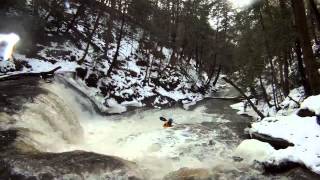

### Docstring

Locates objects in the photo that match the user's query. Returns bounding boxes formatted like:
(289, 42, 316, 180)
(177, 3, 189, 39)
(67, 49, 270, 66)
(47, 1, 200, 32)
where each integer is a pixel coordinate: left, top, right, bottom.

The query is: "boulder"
(136, 60, 149, 67)
(70, 55, 76, 62)
(0, 151, 145, 180)
(0, 130, 17, 151)
(249, 132, 294, 150)
(163, 168, 211, 180)
(109, 94, 126, 104)
(129, 70, 138, 77)
(0, 60, 15, 73)
(297, 108, 316, 117)
(75, 67, 87, 80)
(85, 73, 99, 88)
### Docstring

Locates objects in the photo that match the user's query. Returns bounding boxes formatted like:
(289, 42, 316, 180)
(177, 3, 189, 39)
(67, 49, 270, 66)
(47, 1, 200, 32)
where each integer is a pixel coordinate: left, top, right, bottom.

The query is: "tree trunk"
(308, 0, 320, 32)
(279, 0, 291, 97)
(106, 12, 125, 77)
(212, 64, 222, 87)
(104, 0, 116, 56)
(292, 0, 320, 95)
(283, 51, 290, 96)
(205, 56, 217, 87)
(295, 40, 312, 96)
(279, 60, 284, 92)
(33, 0, 39, 16)
(65, 3, 85, 33)
(144, 48, 155, 86)
(0, 67, 61, 82)
(222, 77, 265, 119)
(258, 8, 280, 110)
(80, 11, 102, 64)
(259, 75, 272, 107)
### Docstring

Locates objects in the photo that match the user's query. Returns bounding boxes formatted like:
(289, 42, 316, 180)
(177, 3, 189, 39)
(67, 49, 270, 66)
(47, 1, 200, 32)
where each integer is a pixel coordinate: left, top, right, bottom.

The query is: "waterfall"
(9, 82, 85, 152)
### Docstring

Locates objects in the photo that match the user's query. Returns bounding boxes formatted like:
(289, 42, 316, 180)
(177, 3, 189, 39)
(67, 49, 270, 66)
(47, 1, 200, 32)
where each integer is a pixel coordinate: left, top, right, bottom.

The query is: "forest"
(2, 0, 318, 115)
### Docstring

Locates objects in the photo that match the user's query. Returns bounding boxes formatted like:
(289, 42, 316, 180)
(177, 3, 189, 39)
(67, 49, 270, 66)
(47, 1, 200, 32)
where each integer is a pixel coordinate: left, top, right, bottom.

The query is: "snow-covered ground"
(231, 87, 305, 119)
(229, 65, 320, 175)
(235, 94, 320, 175)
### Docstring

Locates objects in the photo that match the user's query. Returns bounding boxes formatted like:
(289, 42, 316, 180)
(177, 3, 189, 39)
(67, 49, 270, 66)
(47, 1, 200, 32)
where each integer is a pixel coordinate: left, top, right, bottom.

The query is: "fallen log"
(0, 66, 62, 82)
(222, 77, 265, 119)
(288, 95, 301, 107)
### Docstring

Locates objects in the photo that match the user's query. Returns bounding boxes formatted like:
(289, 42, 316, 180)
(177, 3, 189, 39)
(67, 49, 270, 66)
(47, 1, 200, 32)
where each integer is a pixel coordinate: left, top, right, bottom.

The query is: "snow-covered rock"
(246, 95, 320, 174)
(234, 139, 276, 164)
(0, 60, 15, 73)
(301, 95, 320, 115)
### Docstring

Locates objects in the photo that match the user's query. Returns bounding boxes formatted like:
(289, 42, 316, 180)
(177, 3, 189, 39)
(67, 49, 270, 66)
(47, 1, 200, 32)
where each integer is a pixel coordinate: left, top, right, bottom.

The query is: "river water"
(0, 77, 319, 179)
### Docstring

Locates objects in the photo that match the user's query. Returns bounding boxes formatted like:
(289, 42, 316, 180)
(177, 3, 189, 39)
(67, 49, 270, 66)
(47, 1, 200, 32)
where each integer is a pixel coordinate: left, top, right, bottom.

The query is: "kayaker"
(160, 117, 173, 128)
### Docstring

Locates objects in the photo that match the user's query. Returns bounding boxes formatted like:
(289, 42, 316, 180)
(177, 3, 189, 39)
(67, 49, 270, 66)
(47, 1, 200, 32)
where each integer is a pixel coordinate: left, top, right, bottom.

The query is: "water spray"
(0, 33, 20, 61)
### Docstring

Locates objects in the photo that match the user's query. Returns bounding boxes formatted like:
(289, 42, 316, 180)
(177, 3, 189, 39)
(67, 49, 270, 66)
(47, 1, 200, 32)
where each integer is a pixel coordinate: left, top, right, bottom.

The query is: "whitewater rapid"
(37, 82, 240, 178)
(4, 80, 281, 179)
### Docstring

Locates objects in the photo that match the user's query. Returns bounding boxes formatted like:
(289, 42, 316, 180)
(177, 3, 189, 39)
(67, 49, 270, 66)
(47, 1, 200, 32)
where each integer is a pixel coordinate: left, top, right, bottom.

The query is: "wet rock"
(48, 59, 57, 64)
(130, 70, 138, 77)
(141, 95, 157, 107)
(0, 151, 145, 180)
(122, 93, 134, 102)
(14, 60, 31, 71)
(75, 67, 87, 80)
(0, 130, 17, 150)
(163, 168, 211, 180)
(249, 132, 294, 150)
(0, 60, 16, 73)
(99, 86, 109, 96)
(70, 55, 76, 62)
(85, 73, 99, 88)
(284, 167, 320, 180)
(232, 156, 244, 162)
(151, 78, 161, 87)
(263, 161, 301, 174)
(297, 108, 316, 117)
(136, 60, 149, 67)
(110, 94, 126, 104)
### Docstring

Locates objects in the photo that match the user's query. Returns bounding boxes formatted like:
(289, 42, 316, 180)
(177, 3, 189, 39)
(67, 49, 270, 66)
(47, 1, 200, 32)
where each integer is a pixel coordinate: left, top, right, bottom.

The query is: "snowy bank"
(242, 95, 320, 174)
(231, 87, 305, 119)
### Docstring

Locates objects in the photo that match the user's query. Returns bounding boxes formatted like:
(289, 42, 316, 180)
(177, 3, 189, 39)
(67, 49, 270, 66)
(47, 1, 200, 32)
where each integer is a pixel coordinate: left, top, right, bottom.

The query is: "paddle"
(159, 117, 180, 125)
(159, 117, 167, 122)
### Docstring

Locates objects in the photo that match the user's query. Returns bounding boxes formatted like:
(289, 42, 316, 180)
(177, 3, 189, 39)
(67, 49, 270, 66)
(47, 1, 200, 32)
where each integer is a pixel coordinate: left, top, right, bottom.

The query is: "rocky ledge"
(247, 131, 294, 150)
(0, 150, 145, 180)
